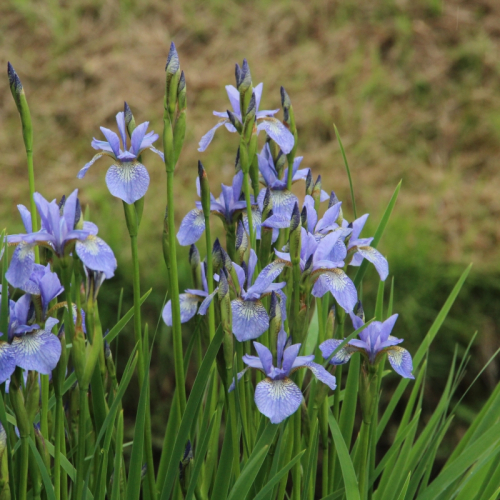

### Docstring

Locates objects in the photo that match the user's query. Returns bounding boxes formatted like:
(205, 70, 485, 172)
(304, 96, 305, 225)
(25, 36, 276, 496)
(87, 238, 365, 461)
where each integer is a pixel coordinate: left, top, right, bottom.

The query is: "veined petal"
(99, 127, 121, 156)
(246, 261, 286, 297)
(177, 209, 205, 246)
(105, 161, 150, 204)
(0, 342, 16, 384)
(304, 362, 337, 390)
(77, 153, 104, 179)
(83, 221, 99, 235)
(256, 109, 280, 118)
(355, 246, 389, 281)
(254, 377, 302, 424)
(76, 235, 117, 279)
(91, 140, 115, 154)
(290, 355, 315, 370)
(231, 298, 269, 342)
(257, 189, 297, 218)
(6, 242, 35, 288)
(312, 269, 357, 312)
(319, 339, 358, 365)
(387, 346, 415, 379)
(254, 342, 273, 376)
(198, 120, 229, 152)
(162, 294, 200, 327)
(257, 118, 295, 154)
(12, 330, 61, 375)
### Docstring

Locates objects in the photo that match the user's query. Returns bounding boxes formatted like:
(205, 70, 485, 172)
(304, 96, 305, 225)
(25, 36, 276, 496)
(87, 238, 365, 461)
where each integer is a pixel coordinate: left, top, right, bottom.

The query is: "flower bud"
(289, 203, 301, 264)
(212, 239, 232, 273)
(301, 205, 308, 229)
(235, 221, 249, 263)
(280, 86, 297, 159)
(242, 92, 256, 143)
(329, 191, 343, 224)
(312, 175, 322, 209)
(124, 101, 136, 137)
(306, 170, 313, 196)
(198, 161, 211, 216)
(238, 59, 253, 121)
(227, 110, 242, 134)
(326, 304, 336, 336)
(177, 71, 186, 111)
(355, 300, 365, 323)
(189, 245, 202, 290)
(165, 42, 181, 117)
(84, 267, 106, 305)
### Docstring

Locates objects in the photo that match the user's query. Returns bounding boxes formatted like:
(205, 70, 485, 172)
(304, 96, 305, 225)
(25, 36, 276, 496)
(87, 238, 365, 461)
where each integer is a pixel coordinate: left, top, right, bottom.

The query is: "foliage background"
(1, 0, 499, 464)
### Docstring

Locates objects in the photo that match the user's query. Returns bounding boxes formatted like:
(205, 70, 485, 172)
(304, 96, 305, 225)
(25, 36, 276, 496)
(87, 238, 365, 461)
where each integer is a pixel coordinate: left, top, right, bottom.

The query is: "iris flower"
(6, 190, 116, 288)
(78, 111, 162, 204)
(230, 329, 336, 423)
(230, 250, 286, 342)
(198, 81, 295, 154)
(319, 312, 414, 379)
(177, 171, 246, 246)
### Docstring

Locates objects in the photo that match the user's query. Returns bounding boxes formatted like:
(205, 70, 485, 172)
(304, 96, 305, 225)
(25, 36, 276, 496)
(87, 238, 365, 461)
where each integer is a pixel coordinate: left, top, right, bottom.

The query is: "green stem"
(290, 261, 301, 342)
(357, 422, 371, 499)
(165, 169, 187, 414)
(54, 396, 63, 500)
(40, 375, 49, 438)
(292, 410, 301, 500)
(18, 436, 29, 500)
(242, 172, 255, 248)
(75, 389, 87, 500)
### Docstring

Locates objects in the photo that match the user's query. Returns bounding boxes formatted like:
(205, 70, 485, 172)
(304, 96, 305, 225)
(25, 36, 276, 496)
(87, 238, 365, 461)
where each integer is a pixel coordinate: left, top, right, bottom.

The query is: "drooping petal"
(228, 368, 248, 392)
(254, 377, 303, 424)
(257, 189, 297, 218)
(231, 298, 269, 342)
(198, 288, 219, 315)
(319, 339, 358, 365)
(387, 346, 415, 379)
(177, 209, 205, 246)
(162, 294, 200, 327)
(105, 161, 150, 204)
(39, 270, 64, 311)
(257, 118, 295, 154)
(312, 269, 357, 312)
(304, 362, 337, 390)
(77, 153, 103, 179)
(149, 146, 165, 161)
(290, 355, 315, 370)
(246, 261, 286, 298)
(76, 235, 117, 279)
(253, 342, 273, 376)
(130, 122, 150, 156)
(6, 242, 35, 288)
(0, 343, 16, 384)
(99, 127, 121, 156)
(355, 246, 389, 281)
(12, 329, 61, 375)
(198, 120, 229, 152)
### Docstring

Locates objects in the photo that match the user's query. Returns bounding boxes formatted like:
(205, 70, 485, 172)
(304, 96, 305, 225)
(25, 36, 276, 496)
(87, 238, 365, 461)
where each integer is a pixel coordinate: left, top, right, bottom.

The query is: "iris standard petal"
(387, 346, 415, 379)
(91, 140, 116, 154)
(177, 209, 205, 246)
(257, 118, 295, 154)
(231, 298, 269, 342)
(282, 344, 301, 375)
(0, 343, 16, 384)
(138, 131, 159, 153)
(99, 127, 121, 156)
(6, 242, 35, 288)
(312, 269, 358, 312)
(18, 205, 32, 233)
(319, 339, 358, 365)
(77, 153, 104, 179)
(305, 362, 337, 390)
(225, 85, 241, 116)
(350, 214, 369, 241)
(316, 202, 342, 233)
(12, 330, 61, 375)
(130, 122, 149, 156)
(116, 111, 127, 148)
(242, 355, 265, 371)
(355, 246, 389, 281)
(378, 314, 399, 343)
(105, 161, 150, 204)
(198, 120, 229, 152)
(254, 377, 303, 424)
(76, 235, 117, 279)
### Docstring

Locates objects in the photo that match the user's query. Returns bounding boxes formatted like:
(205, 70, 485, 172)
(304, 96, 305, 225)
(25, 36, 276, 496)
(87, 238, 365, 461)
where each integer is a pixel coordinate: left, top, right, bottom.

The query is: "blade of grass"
(28, 436, 56, 500)
(333, 125, 357, 219)
(211, 415, 234, 499)
(395, 473, 411, 500)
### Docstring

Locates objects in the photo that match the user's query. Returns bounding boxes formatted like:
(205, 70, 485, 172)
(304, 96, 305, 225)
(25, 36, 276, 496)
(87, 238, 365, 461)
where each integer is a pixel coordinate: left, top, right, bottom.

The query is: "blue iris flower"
(6, 190, 117, 289)
(78, 110, 163, 204)
(319, 311, 414, 379)
(230, 329, 336, 424)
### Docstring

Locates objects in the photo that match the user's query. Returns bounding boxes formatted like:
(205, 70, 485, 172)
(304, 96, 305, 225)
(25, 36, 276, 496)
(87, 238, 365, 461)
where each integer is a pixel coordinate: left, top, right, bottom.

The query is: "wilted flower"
(198, 63, 295, 154)
(319, 310, 414, 379)
(78, 110, 163, 204)
(230, 329, 336, 423)
(6, 190, 116, 288)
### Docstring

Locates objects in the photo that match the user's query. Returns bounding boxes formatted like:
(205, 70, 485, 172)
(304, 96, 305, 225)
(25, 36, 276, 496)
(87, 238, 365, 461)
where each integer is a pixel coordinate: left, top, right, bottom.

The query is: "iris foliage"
(0, 47, 496, 500)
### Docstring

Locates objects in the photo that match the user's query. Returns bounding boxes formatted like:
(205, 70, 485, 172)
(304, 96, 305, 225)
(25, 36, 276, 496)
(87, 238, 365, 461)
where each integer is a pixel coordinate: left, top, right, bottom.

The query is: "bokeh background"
(2, 0, 500, 464)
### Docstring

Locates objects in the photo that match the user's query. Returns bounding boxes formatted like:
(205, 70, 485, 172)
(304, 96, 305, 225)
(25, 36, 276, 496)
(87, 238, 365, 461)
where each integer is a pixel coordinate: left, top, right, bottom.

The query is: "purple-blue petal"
(177, 209, 205, 246)
(319, 339, 357, 365)
(225, 85, 241, 116)
(253, 342, 273, 376)
(162, 294, 200, 327)
(198, 120, 229, 152)
(355, 246, 389, 281)
(76, 235, 117, 279)
(18, 205, 32, 233)
(198, 289, 218, 315)
(254, 377, 302, 424)
(0, 342, 16, 384)
(231, 298, 269, 342)
(130, 122, 149, 156)
(116, 111, 127, 148)
(282, 343, 301, 375)
(312, 270, 358, 312)
(99, 127, 121, 157)
(12, 329, 61, 375)
(105, 161, 150, 204)
(304, 362, 337, 390)
(228, 368, 248, 392)
(77, 153, 104, 179)
(6, 243, 35, 289)
(257, 118, 295, 154)
(387, 346, 415, 379)
(246, 261, 286, 297)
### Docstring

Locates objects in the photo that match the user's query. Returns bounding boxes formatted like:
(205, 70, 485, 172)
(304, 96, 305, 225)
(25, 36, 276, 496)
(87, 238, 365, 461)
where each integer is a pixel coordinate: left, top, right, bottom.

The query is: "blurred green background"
(1, 0, 499, 459)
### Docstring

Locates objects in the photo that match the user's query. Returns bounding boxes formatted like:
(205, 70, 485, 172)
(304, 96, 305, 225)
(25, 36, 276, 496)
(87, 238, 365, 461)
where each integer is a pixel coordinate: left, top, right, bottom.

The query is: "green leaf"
(212, 414, 234, 499)
(28, 437, 56, 500)
(227, 422, 280, 500)
(378, 264, 471, 440)
(395, 472, 411, 500)
(353, 181, 401, 288)
(328, 410, 361, 500)
(111, 411, 125, 500)
(106, 289, 152, 344)
(302, 418, 319, 499)
(334, 125, 357, 219)
(253, 450, 305, 500)
(159, 325, 224, 500)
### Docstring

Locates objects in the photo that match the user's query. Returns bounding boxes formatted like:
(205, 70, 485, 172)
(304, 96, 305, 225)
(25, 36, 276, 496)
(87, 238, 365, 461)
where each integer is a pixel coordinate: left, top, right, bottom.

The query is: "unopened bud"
(306, 170, 313, 195)
(124, 101, 136, 137)
(238, 59, 252, 92)
(177, 71, 186, 110)
(355, 300, 365, 323)
(198, 161, 211, 215)
(312, 175, 322, 207)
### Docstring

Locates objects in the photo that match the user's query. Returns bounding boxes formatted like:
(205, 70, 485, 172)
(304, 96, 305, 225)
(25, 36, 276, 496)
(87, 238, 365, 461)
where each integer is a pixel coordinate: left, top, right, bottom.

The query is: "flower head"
(230, 329, 336, 423)
(78, 109, 162, 204)
(319, 310, 414, 379)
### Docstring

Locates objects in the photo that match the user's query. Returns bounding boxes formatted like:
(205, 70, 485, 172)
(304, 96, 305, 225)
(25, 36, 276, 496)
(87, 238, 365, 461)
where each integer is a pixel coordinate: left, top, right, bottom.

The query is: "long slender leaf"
(159, 325, 224, 500)
(111, 411, 125, 500)
(28, 436, 56, 500)
(328, 411, 360, 500)
(333, 125, 357, 219)
(212, 415, 234, 499)
(395, 473, 411, 500)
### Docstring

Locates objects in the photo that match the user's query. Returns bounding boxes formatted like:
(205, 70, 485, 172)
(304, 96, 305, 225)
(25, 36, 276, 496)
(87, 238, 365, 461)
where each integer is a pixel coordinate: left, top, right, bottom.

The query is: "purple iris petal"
(231, 298, 269, 342)
(311, 269, 357, 312)
(242, 355, 265, 371)
(354, 246, 389, 281)
(304, 362, 337, 390)
(6, 243, 35, 289)
(254, 377, 303, 424)
(387, 347, 414, 379)
(177, 209, 205, 246)
(257, 189, 297, 218)
(228, 368, 248, 392)
(319, 339, 358, 365)
(276, 329, 287, 368)
(130, 122, 149, 156)
(162, 293, 200, 327)
(378, 314, 398, 343)
(0, 343, 16, 384)
(254, 342, 273, 376)
(77, 153, 104, 179)
(198, 120, 228, 152)
(138, 131, 159, 153)
(198, 289, 219, 315)
(99, 127, 121, 157)
(75, 235, 117, 279)
(316, 203, 342, 233)
(256, 118, 295, 154)
(246, 261, 286, 298)
(350, 214, 369, 241)
(105, 162, 150, 204)
(225, 85, 241, 116)
(282, 344, 301, 375)
(116, 111, 127, 147)
(349, 312, 365, 331)
(18, 205, 32, 233)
